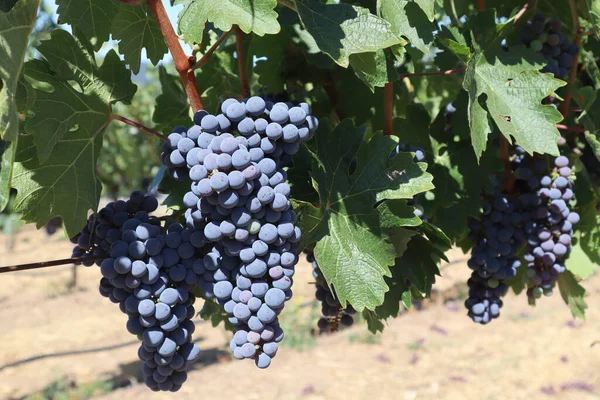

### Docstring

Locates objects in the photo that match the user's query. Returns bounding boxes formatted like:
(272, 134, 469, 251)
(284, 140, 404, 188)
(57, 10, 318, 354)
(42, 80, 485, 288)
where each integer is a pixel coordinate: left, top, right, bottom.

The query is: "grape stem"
(500, 135, 515, 193)
(191, 29, 234, 71)
(235, 26, 251, 99)
(323, 71, 344, 122)
(512, 0, 534, 23)
(0, 256, 104, 274)
(559, 0, 583, 121)
(384, 82, 394, 136)
(146, 0, 204, 111)
(556, 124, 584, 133)
(111, 114, 167, 141)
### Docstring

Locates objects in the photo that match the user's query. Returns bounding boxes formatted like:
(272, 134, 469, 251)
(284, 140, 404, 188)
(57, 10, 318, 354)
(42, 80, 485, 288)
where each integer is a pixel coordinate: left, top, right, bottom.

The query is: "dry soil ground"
(1, 225, 599, 400)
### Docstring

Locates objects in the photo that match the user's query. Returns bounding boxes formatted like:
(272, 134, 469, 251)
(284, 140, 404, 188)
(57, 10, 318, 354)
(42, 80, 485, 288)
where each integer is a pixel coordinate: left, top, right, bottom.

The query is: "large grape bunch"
(161, 96, 317, 368)
(71, 192, 206, 392)
(465, 192, 526, 324)
(522, 156, 579, 300)
(305, 251, 355, 332)
(518, 13, 578, 79)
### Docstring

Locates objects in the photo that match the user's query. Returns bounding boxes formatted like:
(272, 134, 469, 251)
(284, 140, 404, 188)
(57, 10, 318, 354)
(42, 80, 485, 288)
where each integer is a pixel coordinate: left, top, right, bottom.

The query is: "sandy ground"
(0, 225, 599, 400)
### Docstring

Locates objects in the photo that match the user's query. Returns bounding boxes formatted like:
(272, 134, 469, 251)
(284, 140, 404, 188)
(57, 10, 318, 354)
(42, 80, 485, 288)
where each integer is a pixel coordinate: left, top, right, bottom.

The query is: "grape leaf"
(414, 0, 435, 21)
(377, 0, 435, 54)
(152, 66, 191, 132)
(111, 3, 168, 75)
(294, 0, 402, 67)
(13, 30, 136, 236)
(0, 0, 20, 12)
(557, 271, 588, 320)
(349, 49, 400, 92)
(463, 43, 564, 159)
(174, 0, 280, 44)
(12, 60, 107, 237)
(298, 119, 434, 311)
(54, 0, 120, 48)
(582, 0, 600, 34)
(0, 0, 38, 141)
(195, 48, 240, 114)
(0, 137, 17, 211)
(573, 86, 600, 161)
(567, 245, 599, 280)
(249, 31, 291, 93)
(27, 29, 137, 161)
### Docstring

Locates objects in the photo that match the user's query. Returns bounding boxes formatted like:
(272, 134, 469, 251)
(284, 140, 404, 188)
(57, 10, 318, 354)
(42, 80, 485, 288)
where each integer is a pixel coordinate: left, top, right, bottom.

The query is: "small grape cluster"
(522, 156, 579, 299)
(161, 96, 317, 368)
(465, 192, 526, 324)
(306, 252, 355, 332)
(71, 192, 203, 392)
(519, 13, 578, 79)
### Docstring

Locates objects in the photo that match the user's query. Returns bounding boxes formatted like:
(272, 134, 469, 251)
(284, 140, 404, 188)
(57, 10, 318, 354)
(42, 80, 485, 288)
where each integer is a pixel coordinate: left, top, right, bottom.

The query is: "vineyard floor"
(1, 225, 599, 400)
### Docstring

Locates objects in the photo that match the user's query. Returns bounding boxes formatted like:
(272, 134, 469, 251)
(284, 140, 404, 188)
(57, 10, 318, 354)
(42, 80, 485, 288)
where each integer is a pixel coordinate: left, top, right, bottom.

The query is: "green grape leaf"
(298, 119, 434, 311)
(152, 66, 192, 132)
(567, 245, 599, 280)
(13, 59, 110, 237)
(54, 0, 120, 48)
(573, 86, 600, 160)
(0, 0, 38, 141)
(362, 309, 385, 333)
(557, 271, 588, 320)
(174, 0, 280, 44)
(377, 0, 435, 54)
(294, 0, 402, 67)
(111, 3, 168, 75)
(464, 45, 564, 160)
(394, 100, 502, 243)
(199, 298, 233, 329)
(582, 0, 600, 34)
(249, 31, 291, 93)
(415, 0, 435, 21)
(195, 48, 240, 114)
(368, 226, 449, 332)
(349, 49, 400, 92)
(27, 29, 137, 161)
(0, 137, 17, 211)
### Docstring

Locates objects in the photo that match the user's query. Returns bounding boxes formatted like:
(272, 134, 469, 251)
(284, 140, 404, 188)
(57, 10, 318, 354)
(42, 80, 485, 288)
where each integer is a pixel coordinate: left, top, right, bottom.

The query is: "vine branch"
(112, 114, 167, 141)
(147, 0, 204, 111)
(560, 0, 583, 119)
(235, 26, 251, 98)
(556, 124, 584, 133)
(0, 256, 103, 274)
(384, 82, 394, 136)
(191, 29, 234, 71)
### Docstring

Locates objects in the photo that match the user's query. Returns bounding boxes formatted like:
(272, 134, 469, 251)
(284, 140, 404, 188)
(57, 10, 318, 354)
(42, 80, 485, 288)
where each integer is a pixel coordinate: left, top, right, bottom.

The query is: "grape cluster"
(71, 190, 160, 265)
(465, 192, 526, 324)
(72, 193, 203, 392)
(519, 13, 578, 79)
(161, 96, 317, 368)
(306, 252, 355, 332)
(522, 156, 579, 299)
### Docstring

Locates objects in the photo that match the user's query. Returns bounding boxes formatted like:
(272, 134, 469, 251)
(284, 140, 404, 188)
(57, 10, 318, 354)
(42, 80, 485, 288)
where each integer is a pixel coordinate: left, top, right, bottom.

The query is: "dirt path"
(1, 227, 599, 400)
